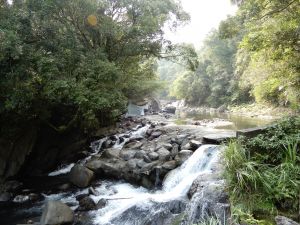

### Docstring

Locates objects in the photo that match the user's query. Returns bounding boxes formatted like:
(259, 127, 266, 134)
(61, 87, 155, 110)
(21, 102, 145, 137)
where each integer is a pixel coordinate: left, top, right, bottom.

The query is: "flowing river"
(0, 113, 273, 225)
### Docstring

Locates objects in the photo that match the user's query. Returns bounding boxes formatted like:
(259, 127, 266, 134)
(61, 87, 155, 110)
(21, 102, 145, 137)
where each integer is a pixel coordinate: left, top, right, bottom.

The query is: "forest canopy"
(0, 0, 190, 135)
(167, 0, 300, 110)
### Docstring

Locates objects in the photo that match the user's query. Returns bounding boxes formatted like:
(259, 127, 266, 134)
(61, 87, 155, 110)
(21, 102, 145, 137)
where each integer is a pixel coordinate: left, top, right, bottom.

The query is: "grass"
(223, 117, 300, 224)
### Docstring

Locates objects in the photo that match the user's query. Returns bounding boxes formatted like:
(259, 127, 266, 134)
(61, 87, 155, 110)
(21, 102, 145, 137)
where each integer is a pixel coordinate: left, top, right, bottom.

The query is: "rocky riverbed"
(1, 112, 295, 225)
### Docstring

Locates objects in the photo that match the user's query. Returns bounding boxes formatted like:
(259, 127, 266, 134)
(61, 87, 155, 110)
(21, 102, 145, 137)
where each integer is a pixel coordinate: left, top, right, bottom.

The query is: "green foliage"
(234, 0, 300, 108)
(224, 117, 300, 224)
(0, 0, 189, 136)
(170, 29, 251, 107)
(169, 0, 300, 110)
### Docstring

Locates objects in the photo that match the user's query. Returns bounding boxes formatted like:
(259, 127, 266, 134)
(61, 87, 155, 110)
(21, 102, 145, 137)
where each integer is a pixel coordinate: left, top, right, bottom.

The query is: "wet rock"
(237, 126, 269, 138)
(156, 147, 171, 161)
(103, 148, 120, 158)
(0, 192, 12, 202)
(150, 131, 162, 140)
(137, 160, 147, 168)
(103, 139, 112, 149)
(125, 141, 143, 149)
(275, 216, 300, 225)
(40, 200, 74, 225)
(148, 152, 159, 161)
(182, 142, 192, 150)
(58, 183, 71, 191)
(162, 161, 177, 170)
(120, 150, 137, 161)
(171, 144, 179, 157)
(175, 150, 193, 165)
(96, 198, 108, 209)
(88, 187, 99, 196)
(76, 194, 89, 202)
(134, 150, 146, 159)
(146, 129, 153, 136)
(202, 133, 235, 144)
(162, 143, 173, 151)
(175, 134, 188, 145)
(189, 140, 202, 151)
(69, 165, 94, 188)
(78, 196, 96, 211)
(126, 159, 137, 169)
(143, 155, 152, 163)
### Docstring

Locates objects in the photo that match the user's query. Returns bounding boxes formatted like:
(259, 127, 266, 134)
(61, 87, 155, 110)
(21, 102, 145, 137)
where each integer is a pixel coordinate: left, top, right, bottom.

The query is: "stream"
(0, 113, 273, 225)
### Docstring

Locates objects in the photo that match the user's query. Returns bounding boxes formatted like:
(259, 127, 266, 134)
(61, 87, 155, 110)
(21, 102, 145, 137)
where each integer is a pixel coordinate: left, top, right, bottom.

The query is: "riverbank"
(227, 103, 298, 120)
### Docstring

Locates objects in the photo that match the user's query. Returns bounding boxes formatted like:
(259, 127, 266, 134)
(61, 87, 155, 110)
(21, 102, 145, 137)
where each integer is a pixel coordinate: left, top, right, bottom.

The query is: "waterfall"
(91, 145, 222, 225)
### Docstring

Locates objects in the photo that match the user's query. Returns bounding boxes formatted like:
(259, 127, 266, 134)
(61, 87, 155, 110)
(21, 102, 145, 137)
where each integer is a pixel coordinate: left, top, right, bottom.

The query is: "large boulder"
(156, 147, 171, 161)
(40, 201, 74, 225)
(175, 150, 193, 165)
(69, 165, 94, 188)
(275, 216, 300, 225)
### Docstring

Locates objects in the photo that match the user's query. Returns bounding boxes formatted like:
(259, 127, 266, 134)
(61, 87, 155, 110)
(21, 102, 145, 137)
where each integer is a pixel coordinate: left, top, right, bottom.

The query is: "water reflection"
(178, 111, 274, 130)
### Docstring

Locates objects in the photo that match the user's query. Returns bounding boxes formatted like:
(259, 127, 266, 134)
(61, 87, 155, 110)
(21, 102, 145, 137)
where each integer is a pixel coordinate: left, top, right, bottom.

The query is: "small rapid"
(48, 124, 150, 177)
(89, 145, 222, 225)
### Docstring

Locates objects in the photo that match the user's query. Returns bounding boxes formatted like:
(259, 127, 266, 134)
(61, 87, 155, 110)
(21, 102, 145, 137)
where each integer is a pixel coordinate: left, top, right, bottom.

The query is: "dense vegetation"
(0, 0, 190, 137)
(224, 117, 300, 224)
(166, 0, 300, 110)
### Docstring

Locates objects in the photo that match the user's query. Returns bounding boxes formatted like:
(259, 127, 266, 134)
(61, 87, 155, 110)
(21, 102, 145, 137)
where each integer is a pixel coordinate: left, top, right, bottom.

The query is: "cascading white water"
(47, 125, 150, 176)
(90, 145, 222, 225)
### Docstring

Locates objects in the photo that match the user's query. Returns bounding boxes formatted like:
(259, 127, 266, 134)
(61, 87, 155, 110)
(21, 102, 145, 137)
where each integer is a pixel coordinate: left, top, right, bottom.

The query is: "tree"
(0, 0, 190, 137)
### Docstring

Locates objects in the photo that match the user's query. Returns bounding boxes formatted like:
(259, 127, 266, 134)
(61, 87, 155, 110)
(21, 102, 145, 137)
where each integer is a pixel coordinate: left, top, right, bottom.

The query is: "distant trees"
(169, 0, 300, 110)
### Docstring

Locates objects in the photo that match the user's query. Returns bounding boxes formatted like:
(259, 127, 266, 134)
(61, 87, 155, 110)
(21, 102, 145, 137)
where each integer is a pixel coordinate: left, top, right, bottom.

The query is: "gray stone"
(157, 147, 171, 161)
(40, 201, 74, 225)
(126, 159, 137, 169)
(175, 150, 193, 165)
(134, 150, 146, 159)
(275, 216, 300, 225)
(137, 159, 147, 168)
(162, 143, 173, 150)
(125, 141, 144, 149)
(182, 143, 191, 150)
(162, 161, 177, 170)
(189, 140, 202, 151)
(202, 133, 236, 144)
(237, 126, 270, 138)
(103, 148, 121, 158)
(150, 131, 163, 139)
(143, 155, 152, 163)
(148, 152, 159, 161)
(97, 198, 108, 209)
(0, 192, 12, 202)
(78, 196, 96, 211)
(171, 144, 179, 157)
(120, 150, 137, 161)
(69, 165, 94, 188)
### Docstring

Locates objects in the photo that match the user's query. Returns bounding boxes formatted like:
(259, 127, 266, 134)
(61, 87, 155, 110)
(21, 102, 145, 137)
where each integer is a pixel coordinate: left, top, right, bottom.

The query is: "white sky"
(164, 0, 238, 48)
